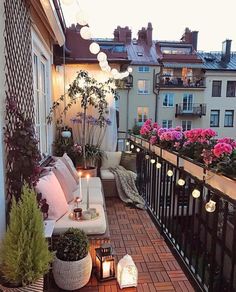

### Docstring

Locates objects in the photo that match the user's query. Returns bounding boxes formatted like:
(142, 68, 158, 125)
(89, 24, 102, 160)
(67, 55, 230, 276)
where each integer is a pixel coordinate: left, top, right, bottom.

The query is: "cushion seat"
(100, 169, 115, 180)
(73, 186, 104, 206)
(81, 177, 102, 189)
(53, 204, 106, 235)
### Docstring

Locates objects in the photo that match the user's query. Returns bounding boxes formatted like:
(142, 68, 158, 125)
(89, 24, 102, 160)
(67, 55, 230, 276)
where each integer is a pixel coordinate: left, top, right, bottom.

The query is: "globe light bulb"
(80, 26, 91, 40)
(167, 170, 173, 177)
(145, 155, 150, 160)
(126, 141, 130, 146)
(156, 162, 162, 169)
(127, 66, 133, 73)
(89, 42, 100, 54)
(123, 71, 129, 78)
(192, 189, 201, 198)
(177, 178, 185, 186)
(97, 52, 107, 62)
(205, 199, 216, 213)
(130, 145, 134, 149)
(99, 60, 108, 68)
(114, 73, 121, 79)
(136, 148, 140, 152)
(105, 65, 111, 72)
(150, 159, 156, 164)
(111, 68, 118, 75)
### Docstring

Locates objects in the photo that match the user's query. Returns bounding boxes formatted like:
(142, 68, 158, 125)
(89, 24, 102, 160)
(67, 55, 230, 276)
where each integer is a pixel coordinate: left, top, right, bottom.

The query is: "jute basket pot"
(0, 277, 44, 291)
(53, 252, 92, 291)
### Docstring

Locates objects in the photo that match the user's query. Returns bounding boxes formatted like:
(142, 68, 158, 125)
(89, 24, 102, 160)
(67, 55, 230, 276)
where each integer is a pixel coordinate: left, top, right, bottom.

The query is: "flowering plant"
(140, 119, 160, 144)
(159, 127, 183, 149)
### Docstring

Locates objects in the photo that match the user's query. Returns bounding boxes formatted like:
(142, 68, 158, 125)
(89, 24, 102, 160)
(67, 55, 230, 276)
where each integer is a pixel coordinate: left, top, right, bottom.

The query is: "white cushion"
(53, 204, 106, 235)
(53, 159, 77, 203)
(35, 172, 68, 220)
(101, 151, 122, 169)
(73, 186, 104, 206)
(81, 177, 102, 189)
(62, 153, 79, 183)
(100, 169, 115, 180)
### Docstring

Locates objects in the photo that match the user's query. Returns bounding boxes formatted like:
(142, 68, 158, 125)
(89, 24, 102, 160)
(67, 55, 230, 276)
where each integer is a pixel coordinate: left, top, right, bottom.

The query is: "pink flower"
(217, 137, 236, 149)
(213, 142, 233, 158)
(150, 135, 157, 145)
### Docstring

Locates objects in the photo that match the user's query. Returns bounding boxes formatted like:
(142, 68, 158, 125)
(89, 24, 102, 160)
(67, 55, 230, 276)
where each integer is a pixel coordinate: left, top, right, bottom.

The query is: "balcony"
(157, 75, 205, 89)
(115, 75, 133, 89)
(175, 103, 206, 117)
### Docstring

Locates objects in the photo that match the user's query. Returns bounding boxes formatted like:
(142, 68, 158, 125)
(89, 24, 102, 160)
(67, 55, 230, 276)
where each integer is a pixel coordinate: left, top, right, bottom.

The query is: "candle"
(78, 171, 82, 200)
(102, 261, 110, 278)
(86, 174, 90, 210)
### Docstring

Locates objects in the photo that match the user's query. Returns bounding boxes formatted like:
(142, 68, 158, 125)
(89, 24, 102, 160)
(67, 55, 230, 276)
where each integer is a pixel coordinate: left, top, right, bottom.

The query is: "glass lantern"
(95, 243, 115, 281)
(117, 254, 138, 289)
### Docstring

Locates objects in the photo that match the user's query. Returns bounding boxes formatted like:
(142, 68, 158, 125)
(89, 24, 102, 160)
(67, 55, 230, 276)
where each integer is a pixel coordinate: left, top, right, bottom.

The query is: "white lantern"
(75, 10, 88, 26)
(192, 188, 201, 198)
(117, 255, 138, 289)
(167, 169, 173, 177)
(61, 0, 74, 5)
(123, 71, 129, 77)
(177, 178, 185, 186)
(156, 162, 162, 169)
(97, 52, 107, 62)
(136, 148, 140, 152)
(89, 42, 100, 54)
(145, 154, 150, 160)
(205, 199, 216, 213)
(80, 26, 91, 40)
(130, 145, 134, 149)
(150, 159, 155, 164)
(114, 73, 121, 80)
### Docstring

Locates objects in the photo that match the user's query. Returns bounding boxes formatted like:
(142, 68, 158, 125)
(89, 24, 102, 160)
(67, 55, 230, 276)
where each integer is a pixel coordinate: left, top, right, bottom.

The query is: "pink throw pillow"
(35, 171, 68, 220)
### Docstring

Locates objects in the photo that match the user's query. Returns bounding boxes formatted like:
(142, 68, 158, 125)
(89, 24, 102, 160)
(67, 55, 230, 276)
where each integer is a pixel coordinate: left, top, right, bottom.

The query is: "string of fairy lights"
(127, 141, 216, 213)
(61, 0, 133, 79)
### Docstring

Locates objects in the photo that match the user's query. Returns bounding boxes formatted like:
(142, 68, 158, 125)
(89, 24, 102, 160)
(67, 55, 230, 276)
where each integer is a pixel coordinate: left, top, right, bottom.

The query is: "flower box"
(150, 144, 155, 152)
(142, 140, 150, 150)
(136, 137, 141, 145)
(162, 149, 178, 166)
(206, 170, 236, 200)
(180, 157, 205, 181)
(154, 145, 161, 157)
(130, 135, 135, 142)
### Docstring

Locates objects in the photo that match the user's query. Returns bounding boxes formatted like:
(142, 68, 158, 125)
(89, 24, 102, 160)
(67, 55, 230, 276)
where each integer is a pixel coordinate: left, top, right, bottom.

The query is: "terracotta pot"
(0, 277, 44, 291)
(76, 166, 97, 177)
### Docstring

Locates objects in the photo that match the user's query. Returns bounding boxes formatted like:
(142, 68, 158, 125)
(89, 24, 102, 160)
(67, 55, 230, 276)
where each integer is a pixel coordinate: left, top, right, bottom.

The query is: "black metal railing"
(158, 75, 205, 88)
(129, 137, 236, 292)
(175, 103, 206, 117)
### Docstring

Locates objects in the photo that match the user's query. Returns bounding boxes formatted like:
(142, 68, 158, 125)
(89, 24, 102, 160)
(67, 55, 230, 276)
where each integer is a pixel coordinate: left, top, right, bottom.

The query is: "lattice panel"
(4, 0, 35, 202)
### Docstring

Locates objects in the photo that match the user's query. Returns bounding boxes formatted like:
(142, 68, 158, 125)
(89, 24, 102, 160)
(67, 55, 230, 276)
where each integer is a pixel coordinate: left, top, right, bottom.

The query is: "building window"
(162, 120, 172, 128)
(183, 93, 193, 112)
(226, 81, 236, 97)
(212, 80, 222, 97)
(137, 107, 149, 124)
(163, 93, 174, 107)
(138, 66, 150, 72)
(32, 31, 51, 155)
(137, 80, 150, 94)
(182, 120, 192, 131)
(224, 110, 234, 127)
(210, 110, 220, 127)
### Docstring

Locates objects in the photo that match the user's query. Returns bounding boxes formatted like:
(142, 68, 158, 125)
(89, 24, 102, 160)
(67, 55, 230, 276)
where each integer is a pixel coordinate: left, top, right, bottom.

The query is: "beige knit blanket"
(109, 166, 145, 209)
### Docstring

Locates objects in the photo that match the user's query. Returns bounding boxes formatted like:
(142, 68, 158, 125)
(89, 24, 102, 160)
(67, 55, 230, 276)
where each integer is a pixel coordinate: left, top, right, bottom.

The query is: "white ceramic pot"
(61, 130, 72, 138)
(53, 252, 92, 291)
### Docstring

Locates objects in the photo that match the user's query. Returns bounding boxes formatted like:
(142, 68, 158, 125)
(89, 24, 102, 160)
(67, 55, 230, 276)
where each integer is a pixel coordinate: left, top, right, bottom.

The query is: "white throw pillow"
(35, 171, 68, 221)
(101, 151, 122, 169)
(53, 159, 77, 203)
(62, 153, 79, 183)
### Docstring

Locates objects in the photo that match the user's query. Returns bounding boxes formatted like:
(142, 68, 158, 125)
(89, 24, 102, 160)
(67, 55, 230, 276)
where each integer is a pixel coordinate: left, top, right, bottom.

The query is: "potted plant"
(52, 228, 92, 291)
(48, 70, 116, 172)
(0, 184, 52, 291)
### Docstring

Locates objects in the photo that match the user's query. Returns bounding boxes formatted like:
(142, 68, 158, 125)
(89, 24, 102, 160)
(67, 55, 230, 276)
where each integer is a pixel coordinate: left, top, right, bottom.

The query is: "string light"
(127, 67, 133, 73)
(156, 162, 162, 169)
(130, 145, 134, 149)
(192, 188, 201, 198)
(80, 26, 91, 40)
(145, 155, 150, 160)
(97, 52, 107, 62)
(136, 148, 140, 152)
(177, 178, 185, 186)
(126, 141, 130, 146)
(89, 42, 100, 54)
(150, 159, 155, 164)
(205, 199, 216, 213)
(167, 170, 173, 177)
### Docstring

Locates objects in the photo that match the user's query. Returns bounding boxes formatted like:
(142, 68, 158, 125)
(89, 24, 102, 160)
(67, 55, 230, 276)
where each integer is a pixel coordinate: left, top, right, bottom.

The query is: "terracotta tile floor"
(48, 198, 195, 292)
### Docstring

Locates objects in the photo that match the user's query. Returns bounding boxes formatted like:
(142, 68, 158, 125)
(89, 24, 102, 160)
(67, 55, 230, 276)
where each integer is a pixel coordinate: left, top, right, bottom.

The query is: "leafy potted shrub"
(0, 184, 52, 291)
(53, 228, 92, 291)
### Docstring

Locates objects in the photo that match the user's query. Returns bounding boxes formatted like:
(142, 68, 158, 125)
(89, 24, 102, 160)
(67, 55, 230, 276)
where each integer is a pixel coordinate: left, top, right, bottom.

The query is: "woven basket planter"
(53, 252, 92, 291)
(0, 277, 44, 291)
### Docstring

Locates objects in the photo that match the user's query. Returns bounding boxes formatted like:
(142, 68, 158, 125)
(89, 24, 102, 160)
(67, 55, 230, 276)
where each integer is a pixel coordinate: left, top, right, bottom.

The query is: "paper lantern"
(89, 42, 100, 54)
(80, 26, 91, 40)
(75, 10, 88, 26)
(97, 52, 107, 62)
(117, 255, 138, 289)
(95, 243, 115, 281)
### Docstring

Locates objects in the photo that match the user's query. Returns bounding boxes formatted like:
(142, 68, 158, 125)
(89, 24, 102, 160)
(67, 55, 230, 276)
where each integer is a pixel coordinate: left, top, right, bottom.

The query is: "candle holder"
(74, 196, 82, 208)
(73, 208, 82, 220)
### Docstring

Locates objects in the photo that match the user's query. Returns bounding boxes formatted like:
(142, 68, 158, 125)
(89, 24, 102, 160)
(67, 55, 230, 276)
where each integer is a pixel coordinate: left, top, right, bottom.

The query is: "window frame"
(224, 110, 234, 127)
(163, 93, 174, 107)
(226, 81, 236, 97)
(212, 80, 222, 97)
(137, 79, 150, 95)
(138, 66, 150, 73)
(162, 119, 173, 128)
(181, 120, 192, 131)
(210, 110, 220, 127)
(137, 106, 149, 125)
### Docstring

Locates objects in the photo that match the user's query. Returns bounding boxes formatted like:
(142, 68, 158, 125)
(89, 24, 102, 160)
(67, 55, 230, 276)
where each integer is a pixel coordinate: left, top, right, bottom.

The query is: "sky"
(61, 0, 236, 52)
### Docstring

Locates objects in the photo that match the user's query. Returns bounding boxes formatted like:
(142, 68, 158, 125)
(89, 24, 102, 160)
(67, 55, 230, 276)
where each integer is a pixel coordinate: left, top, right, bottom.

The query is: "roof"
(198, 51, 236, 71)
(163, 62, 204, 68)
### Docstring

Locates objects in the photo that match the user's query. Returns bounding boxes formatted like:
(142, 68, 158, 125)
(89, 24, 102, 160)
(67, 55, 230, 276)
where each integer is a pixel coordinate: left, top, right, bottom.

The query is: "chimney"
(147, 22, 153, 47)
(191, 31, 198, 51)
(137, 23, 153, 47)
(181, 27, 198, 51)
(114, 26, 132, 43)
(221, 39, 232, 63)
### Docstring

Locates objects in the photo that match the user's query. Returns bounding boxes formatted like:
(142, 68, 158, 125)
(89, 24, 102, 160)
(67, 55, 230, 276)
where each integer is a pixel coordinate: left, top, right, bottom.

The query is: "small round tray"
(69, 212, 100, 221)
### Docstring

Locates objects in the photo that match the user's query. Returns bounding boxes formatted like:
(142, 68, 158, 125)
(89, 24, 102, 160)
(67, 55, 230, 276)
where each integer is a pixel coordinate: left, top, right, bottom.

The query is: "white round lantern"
(130, 145, 134, 149)
(117, 255, 138, 289)
(97, 52, 107, 62)
(205, 199, 216, 213)
(192, 188, 200, 198)
(80, 26, 91, 40)
(167, 169, 173, 177)
(89, 42, 100, 54)
(156, 162, 162, 169)
(114, 73, 121, 80)
(75, 11, 88, 26)
(177, 178, 185, 186)
(136, 148, 140, 152)
(150, 159, 156, 164)
(127, 66, 133, 73)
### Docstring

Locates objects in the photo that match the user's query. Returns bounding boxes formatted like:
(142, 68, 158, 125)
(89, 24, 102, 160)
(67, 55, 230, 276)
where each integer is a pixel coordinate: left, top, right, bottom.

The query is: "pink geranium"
(217, 137, 236, 148)
(213, 142, 233, 158)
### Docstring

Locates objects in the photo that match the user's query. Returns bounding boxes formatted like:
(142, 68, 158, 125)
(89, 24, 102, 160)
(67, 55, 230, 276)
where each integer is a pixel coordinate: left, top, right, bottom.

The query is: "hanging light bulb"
(80, 26, 91, 40)
(192, 188, 201, 198)
(61, 0, 74, 5)
(97, 52, 107, 62)
(205, 199, 216, 213)
(136, 148, 140, 152)
(130, 145, 134, 149)
(145, 154, 150, 160)
(150, 159, 156, 164)
(105, 65, 111, 72)
(126, 141, 130, 146)
(127, 66, 133, 73)
(167, 170, 173, 177)
(75, 10, 88, 26)
(114, 73, 121, 80)
(89, 42, 100, 54)
(99, 60, 108, 68)
(156, 162, 162, 169)
(111, 68, 118, 75)
(177, 178, 185, 186)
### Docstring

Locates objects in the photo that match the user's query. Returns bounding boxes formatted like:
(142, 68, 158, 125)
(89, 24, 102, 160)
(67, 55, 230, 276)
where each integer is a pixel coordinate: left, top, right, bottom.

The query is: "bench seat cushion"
(53, 204, 106, 235)
(73, 186, 104, 206)
(100, 169, 115, 180)
(81, 177, 102, 188)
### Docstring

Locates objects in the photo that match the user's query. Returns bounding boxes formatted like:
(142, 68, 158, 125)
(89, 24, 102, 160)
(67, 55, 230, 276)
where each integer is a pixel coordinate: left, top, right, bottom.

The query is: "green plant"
(85, 144, 104, 167)
(56, 228, 89, 261)
(0, 184, 52, 287)
(132, 123, 141, 135)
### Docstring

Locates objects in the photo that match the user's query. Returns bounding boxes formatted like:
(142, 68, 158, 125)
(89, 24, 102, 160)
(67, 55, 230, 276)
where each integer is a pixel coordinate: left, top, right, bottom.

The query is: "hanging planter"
(162, 149, 178, 166)
(181, 157, 205, 180)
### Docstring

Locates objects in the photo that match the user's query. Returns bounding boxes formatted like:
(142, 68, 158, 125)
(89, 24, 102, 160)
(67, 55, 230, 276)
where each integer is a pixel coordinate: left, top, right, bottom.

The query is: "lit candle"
(78, 171, 82, 200)
(86, 174, 90, 210)
(103, 261, 110, 278)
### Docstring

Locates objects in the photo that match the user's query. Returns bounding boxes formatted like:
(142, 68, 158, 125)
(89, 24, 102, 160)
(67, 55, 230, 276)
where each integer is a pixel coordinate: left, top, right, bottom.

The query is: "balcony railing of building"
(175, 103, 206, 117)
(157, 75, 205, 89)
(115, 75, 133, 89)
(121, 133, 236, 292)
